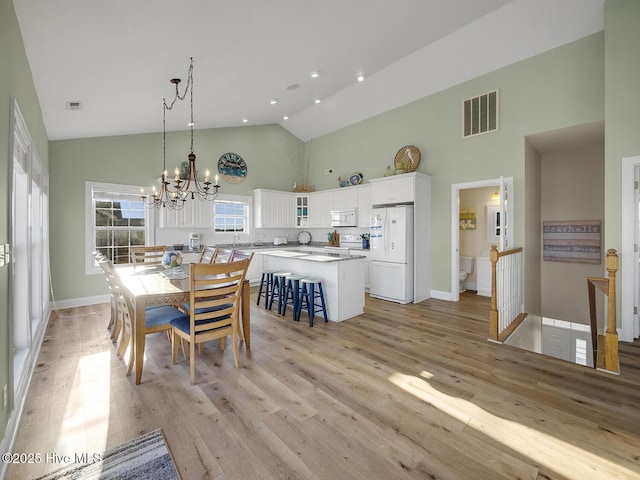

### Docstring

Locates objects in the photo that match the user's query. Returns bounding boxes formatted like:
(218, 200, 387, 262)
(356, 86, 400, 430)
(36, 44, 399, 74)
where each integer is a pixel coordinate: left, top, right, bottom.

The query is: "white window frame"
(85, 181, 155, 275)
(212, 193, 252, 236)
(213, 196, 250, 233)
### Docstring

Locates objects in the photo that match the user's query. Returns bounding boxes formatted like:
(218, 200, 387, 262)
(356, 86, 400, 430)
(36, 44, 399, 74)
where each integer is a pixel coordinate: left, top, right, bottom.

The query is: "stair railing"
(489, 245, 527, 342)
(587, 249, 619, 373)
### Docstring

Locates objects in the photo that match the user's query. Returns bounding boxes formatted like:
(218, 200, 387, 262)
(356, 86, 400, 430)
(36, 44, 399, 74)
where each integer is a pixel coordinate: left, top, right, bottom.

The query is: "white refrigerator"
(369, 205, 414, 304)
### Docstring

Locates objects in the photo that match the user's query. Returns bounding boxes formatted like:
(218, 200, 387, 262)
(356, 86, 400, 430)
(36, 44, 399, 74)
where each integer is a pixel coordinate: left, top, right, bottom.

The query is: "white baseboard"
(431, 290, 453, 301)
(50, 294, 110, 310)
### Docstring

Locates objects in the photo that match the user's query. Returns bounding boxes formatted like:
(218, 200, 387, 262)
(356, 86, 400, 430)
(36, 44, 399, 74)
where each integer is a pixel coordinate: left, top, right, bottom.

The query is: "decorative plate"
(297, 231, 312, 245)
(394, 145, 421, 173)
(349, 172, 363, 185)
(218, 152, 248, 184)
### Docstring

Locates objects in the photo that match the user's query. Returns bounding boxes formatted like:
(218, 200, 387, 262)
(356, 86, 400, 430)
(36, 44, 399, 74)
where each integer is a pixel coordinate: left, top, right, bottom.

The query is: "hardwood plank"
(6, 293, 640, 480)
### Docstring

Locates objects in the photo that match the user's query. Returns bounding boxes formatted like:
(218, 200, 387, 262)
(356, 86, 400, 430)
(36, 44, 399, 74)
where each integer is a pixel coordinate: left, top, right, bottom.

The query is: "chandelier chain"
(141, 57, 219, 210)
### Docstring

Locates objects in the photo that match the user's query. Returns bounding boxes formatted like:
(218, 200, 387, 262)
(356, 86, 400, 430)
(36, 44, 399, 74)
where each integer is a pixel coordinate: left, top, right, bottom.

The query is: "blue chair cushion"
(180, 302, 233, 315)
(170, 304, 233, 334)
(145, 305, 185, 329)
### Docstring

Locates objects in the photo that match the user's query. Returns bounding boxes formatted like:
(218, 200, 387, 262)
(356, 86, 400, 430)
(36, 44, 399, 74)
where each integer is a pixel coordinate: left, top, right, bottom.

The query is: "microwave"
(330, 208, 357, 227)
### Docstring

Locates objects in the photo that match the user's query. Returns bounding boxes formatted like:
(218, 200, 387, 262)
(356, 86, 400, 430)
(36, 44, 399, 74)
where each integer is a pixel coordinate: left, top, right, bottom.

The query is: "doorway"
(621, 156, 640, 343)
(451, 177, 513, 302)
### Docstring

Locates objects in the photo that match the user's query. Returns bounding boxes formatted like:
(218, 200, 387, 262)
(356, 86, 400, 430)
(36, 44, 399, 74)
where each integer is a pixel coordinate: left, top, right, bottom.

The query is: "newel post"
(604, 249, 619, 372)
(489, 245, 499, 340)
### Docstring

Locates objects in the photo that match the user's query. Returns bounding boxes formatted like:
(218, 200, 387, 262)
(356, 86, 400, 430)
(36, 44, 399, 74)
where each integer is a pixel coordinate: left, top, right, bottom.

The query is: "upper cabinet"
(254, 189, 295, 229)
(159, 198, 210, 228)
(309, 191, 332, 228)
(357, 184, 372, 227)
(295, 194, 310, 228)
(331, 187, 357, 210)
(370, 174, 416, 205)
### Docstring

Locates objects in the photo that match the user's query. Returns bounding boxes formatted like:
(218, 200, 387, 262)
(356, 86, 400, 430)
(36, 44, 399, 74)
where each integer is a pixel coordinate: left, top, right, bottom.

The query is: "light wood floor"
(7, 292, 640, 480)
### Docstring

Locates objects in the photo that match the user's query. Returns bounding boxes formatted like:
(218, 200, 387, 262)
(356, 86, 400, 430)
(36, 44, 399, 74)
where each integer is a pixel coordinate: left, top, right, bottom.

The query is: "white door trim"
(621, 155, 640, 342)
(451, 178, 501, 302)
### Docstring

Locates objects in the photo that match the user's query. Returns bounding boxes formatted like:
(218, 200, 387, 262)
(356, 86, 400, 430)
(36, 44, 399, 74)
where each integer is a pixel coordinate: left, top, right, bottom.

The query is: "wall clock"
(217, 152, 247, 184)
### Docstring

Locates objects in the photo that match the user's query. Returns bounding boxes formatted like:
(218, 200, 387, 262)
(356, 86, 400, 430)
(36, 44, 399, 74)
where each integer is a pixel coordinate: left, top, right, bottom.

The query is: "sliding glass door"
(9, 99, 49, 409)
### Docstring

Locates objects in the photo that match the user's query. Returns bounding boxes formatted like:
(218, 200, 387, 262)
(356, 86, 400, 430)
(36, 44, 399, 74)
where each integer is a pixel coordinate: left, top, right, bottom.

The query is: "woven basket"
(394, 145, 421, 173)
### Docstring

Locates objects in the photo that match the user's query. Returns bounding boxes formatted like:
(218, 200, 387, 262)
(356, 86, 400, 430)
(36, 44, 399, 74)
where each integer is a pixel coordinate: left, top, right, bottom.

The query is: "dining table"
(115, 264, 251, 384)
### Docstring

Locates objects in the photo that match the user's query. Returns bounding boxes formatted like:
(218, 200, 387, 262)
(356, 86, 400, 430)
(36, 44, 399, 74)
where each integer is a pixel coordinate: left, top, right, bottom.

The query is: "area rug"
(35, 429, 180, 480)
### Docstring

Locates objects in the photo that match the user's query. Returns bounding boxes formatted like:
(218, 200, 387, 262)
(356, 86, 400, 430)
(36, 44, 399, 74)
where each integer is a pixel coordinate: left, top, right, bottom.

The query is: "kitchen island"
(260, 250, 365, 322)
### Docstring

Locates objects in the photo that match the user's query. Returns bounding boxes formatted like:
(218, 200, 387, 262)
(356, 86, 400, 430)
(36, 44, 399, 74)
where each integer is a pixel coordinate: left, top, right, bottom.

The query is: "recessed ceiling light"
(283, 116, 289, 120)
(187, 121, 195, 127)
(242, 118, 248, 123)
(357, 75, 365, 82)
(314, 99, 321, 104)
(286, 84, 300, 91)
(311, 72, 319, 78)
(270, 99, 278, 105)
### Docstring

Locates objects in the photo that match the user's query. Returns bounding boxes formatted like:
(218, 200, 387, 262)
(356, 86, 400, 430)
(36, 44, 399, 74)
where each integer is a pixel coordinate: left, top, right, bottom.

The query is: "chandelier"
(141, 57, 220, 209)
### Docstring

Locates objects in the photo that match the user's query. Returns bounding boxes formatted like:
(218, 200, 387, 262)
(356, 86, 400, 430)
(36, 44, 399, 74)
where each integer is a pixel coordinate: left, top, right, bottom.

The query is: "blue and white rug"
(35, 429, 180, 480)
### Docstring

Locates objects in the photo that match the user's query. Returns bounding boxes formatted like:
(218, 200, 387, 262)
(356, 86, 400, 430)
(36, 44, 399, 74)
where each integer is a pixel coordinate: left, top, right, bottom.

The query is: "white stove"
(324, 234, 362, 254)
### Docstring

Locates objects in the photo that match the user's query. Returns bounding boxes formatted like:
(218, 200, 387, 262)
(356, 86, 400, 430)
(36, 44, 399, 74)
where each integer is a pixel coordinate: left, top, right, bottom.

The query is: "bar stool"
(256, 269, 277, 308)
(282, 274, 305, 318)
(268, 271, 292, 314)
(296, 277, 328, 327)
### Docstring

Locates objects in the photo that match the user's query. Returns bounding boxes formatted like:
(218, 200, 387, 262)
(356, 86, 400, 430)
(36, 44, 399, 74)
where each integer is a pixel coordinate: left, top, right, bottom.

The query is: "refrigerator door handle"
(384, 211, 390, 255)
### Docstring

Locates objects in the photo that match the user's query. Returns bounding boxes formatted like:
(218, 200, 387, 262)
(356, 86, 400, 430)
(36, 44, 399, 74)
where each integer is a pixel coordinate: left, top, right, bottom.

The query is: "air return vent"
(463, 90, 498, 137)
(66, 101, 82, 110)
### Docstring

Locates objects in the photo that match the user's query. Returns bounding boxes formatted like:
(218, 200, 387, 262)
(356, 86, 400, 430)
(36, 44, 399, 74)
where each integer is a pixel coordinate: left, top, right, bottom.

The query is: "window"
(463, 89, 498, 137)
(214, 198, 247, 232)
(86, 181, 154, 274)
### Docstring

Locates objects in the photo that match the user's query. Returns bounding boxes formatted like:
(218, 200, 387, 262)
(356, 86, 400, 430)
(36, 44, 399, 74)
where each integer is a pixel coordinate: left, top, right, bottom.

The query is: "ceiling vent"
(463, 90, 498, 137)
(66, 101, 82, 110)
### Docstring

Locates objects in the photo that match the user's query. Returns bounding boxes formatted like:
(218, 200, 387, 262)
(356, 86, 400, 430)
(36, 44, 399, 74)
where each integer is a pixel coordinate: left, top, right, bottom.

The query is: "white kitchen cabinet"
(194, 199, 213, 227)
(370, 173, 415, 205)
(158, 195, 214, 228)
(295, 194, 310, 228)
(309, 190, 332, 228)
(158, 198, 196, 228)
(331, 187, 357, 209)
(476, 256, 491, 297)
(356, 183, 372, 227)
(254, 189, 295, 228)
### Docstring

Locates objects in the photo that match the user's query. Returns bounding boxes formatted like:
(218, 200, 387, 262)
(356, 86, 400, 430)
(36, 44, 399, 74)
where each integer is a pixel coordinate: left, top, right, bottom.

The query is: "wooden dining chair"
(97, 257, 121, 341)
(199, 245, 217, 263)
(113, 275, 185, 376)
(171, 259, 250, 384)
(130, 245, 166, 267)
(210, 247, 233, 263)
(230, 249, 254, 264)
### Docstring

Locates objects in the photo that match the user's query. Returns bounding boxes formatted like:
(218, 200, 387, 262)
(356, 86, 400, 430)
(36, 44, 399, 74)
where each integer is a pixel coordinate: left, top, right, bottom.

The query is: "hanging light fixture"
(141, 57, 220, 209)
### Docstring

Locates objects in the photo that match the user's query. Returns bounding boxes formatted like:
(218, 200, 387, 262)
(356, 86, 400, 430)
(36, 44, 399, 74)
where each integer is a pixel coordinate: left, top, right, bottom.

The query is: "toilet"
(459, 256, 475, 292)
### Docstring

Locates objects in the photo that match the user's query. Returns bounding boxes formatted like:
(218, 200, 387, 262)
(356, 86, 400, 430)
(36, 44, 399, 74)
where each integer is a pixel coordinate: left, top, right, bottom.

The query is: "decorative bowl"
(162, 251, 183, 269)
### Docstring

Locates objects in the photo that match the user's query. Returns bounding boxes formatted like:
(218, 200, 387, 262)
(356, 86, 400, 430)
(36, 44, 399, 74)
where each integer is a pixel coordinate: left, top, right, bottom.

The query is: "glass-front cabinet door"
(295, 194, 309, 228)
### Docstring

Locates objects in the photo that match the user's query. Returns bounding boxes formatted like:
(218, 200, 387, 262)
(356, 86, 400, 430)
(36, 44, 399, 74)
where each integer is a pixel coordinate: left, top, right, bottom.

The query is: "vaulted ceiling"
(13, 0, 605, 141)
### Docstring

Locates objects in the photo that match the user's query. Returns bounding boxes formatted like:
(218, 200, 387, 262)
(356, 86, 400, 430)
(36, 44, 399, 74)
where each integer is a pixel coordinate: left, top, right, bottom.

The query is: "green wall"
(309, 32, 604, 292)
(49, 31, 605, 302)
(0, 0, 49, 445)
(49, 125, 302, 300)
(604, 0, 640, 252)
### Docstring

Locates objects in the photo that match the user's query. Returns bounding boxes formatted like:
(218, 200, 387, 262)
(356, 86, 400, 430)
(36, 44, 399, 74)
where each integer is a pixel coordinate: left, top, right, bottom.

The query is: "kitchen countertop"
(211, 242, 370, 252)
(259, 249, 366, 262)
